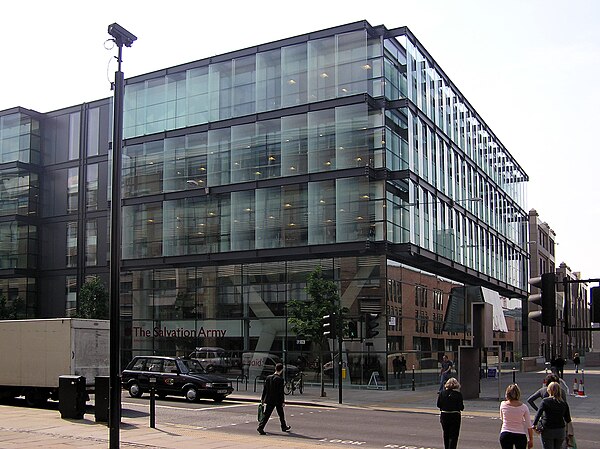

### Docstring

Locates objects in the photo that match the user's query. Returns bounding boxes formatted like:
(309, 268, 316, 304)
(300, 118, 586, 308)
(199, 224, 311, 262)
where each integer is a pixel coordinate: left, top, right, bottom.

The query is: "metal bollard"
(149, 377, 156, 428)
(512, 367, 516, 384)
(411, 365, 415, 391)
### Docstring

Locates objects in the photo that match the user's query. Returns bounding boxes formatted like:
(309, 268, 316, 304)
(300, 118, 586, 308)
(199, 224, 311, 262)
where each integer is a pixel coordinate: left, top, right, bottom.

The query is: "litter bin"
(94, 376, 110, 423)
(59, 375, 86, 419)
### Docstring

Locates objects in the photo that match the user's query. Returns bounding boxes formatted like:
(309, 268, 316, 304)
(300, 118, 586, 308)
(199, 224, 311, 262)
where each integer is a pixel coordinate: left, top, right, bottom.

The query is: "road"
(122, 396, 597, 449)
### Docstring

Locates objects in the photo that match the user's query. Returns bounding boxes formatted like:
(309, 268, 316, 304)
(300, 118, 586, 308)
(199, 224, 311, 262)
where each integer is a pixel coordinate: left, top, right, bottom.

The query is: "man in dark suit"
(257, 362, 291, 435)
(554, 355, 565, 378)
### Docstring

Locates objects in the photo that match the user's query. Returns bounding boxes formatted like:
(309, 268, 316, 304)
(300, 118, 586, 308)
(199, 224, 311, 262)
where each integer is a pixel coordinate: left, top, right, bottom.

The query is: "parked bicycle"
(284, 372, 304, 395)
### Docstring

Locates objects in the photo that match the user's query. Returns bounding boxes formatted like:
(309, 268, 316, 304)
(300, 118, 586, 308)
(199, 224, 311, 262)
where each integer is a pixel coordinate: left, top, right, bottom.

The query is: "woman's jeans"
(540, 427, 566, 449)
(440, 412, 461, 449)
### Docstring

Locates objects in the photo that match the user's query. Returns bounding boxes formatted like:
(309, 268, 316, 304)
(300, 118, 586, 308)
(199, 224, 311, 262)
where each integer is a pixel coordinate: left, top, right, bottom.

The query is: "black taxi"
(121, 355, 233, 402)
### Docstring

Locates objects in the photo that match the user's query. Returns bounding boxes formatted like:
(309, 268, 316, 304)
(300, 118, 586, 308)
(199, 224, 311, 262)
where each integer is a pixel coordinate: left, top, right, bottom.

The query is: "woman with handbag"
(499, 384, 534, 449)
(532, 382, 572, 449)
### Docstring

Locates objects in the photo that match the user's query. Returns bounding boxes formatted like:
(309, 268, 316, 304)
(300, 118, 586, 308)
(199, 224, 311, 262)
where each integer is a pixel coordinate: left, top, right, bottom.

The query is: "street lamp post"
(107, 23, 136, 449)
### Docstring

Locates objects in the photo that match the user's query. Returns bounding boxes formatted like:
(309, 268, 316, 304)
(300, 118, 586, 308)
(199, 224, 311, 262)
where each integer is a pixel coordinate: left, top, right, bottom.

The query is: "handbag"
(534, 420, 544, 433)
(534, 410, 545, 433)
(257, 403, 265, 422)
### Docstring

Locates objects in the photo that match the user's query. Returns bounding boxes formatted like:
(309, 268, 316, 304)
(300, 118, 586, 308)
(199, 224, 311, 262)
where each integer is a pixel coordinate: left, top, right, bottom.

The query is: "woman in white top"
(500, 384, 534, 449)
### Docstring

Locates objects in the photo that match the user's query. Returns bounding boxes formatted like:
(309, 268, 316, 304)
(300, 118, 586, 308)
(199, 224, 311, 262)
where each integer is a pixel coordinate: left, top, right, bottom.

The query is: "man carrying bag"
(257, 363, 291, 435)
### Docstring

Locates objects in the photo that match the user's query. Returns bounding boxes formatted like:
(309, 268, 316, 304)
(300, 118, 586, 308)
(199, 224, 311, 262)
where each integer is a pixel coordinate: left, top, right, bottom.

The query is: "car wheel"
(185, 386, 198, 402)
(25, 389, 48, 407)
(128, 382, 143, 398)
(205, 365, 215, 373)
(213, 395, 225, 403)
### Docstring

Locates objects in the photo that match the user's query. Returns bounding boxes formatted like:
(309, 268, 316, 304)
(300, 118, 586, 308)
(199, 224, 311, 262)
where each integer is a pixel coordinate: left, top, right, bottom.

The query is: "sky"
(2, 0, 599, 282)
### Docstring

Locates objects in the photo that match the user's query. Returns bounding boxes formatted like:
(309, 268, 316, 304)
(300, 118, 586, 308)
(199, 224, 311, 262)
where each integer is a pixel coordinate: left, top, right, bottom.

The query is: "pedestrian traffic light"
(347, 320, 358, 339)
(591, 287, 600, 323)
(528, 272, 556, 327)
(365, 313, 379, 338)
(322, 313, 337, 339)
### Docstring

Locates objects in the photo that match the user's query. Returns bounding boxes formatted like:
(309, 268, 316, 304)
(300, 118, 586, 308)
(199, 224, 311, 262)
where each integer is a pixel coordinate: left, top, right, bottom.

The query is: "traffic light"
(591, 287, 600, 323)
(528, 273, 556, 327)
(365, 313, 379, 338)
(347, 320, 358, 339)
(322, 313, 337, 339)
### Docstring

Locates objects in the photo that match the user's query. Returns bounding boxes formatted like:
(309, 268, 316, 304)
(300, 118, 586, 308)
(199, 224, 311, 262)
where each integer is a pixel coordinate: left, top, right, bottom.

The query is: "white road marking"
(164, 423, 206, 430)
(122, 401, 252, 412)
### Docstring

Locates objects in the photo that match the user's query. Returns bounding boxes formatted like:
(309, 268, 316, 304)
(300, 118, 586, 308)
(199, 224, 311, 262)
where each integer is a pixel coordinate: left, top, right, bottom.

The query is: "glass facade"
(121, 25, 528, 293)
(0, 21, 529, 387)
(0, 221, 37, 269)
(121, 256, 389, 385)
(0, 113, 41, 164)
(117, 23, 530, 384)
(123, 30, 381, 138)
(0, 169, 38, 217)
(0, 111, 40, 317)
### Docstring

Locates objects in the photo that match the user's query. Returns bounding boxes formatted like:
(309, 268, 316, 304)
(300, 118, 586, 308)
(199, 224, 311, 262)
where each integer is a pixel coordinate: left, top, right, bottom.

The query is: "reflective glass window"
(66, 276, 77, 317)
(0, 170, 38, 217)
(86, 220, 97, 266)
(164, 133, 208, 192)
(124, 82, 145, 138)
(87, 107, 100, 156)
(232, 55, 256, 116)
(68, 112, 81, 160)
(281, 114, 308, 176)
(308, 109, 335, 172)
(207, 128, 231, 187)
(209, 60, 233, 121)
(66, 222, 77, 267)
(67, 167, 78, 213)
(145, 77, 168, 135)
(256, 49, 281, 112)
(231, 123, 256, 184)
(337, 31, 368, 97)
(1, 113, 39, 164)
(256, 119, 281, 179)
(122, 202, 163, 259)
(187, 67, 209, 126)
(0, 222, 33, 269)
(282, 184, 307, 247)
(336, 177, 371, 242)
(166, 71, 187, 130)
(335, 103, 370, 169)
(308, 180, 336, 244)
(281, 43, 307, 108)
(308, 36, 336, 101)
(123, 141, 164, 197)
(231, 190, 255, 251)
(86, 164, 98, 211)
(255, 187, 282, 249)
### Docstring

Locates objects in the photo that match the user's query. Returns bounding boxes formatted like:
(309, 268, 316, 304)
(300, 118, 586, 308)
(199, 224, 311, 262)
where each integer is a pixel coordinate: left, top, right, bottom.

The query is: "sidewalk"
(0, 368, 597, 448)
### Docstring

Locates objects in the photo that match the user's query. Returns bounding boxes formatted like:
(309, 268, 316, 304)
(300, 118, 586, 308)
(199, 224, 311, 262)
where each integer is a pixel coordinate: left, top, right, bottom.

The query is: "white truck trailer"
(0, 318, 109, 405)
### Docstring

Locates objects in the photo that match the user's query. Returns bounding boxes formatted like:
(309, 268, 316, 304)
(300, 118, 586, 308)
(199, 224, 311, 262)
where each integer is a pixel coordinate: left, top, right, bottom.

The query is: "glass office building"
(0, 21, 529, 387)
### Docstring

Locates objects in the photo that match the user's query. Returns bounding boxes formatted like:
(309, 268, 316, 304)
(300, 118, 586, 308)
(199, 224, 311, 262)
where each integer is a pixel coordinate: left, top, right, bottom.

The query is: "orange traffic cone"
(578, 379, 585, 396)
(573, 378, 579, 395)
